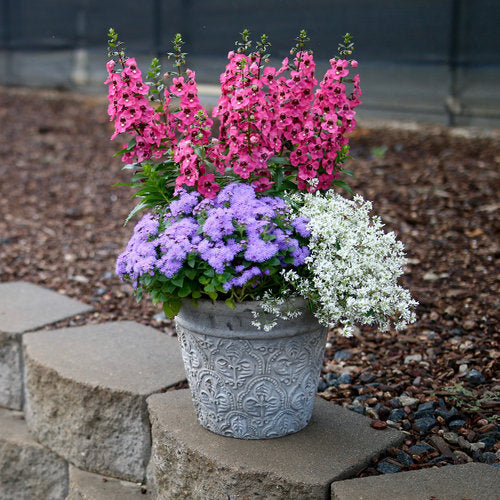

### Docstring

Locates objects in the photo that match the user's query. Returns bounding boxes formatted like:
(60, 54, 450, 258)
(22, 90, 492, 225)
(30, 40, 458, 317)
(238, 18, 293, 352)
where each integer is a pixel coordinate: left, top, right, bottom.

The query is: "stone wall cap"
(0, 281, 92, 338)
(331, 462, 500, 500)
(147, 389, 404, 488)
(23, 321, 185, 395)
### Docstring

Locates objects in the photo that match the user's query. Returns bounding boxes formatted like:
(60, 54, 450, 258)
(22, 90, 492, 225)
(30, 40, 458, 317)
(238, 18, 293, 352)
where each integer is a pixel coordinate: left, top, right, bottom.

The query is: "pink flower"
(231, 88, 252, 109)
(179, 164, 199, 187)
(114, 111, 134, 133)
(317, 173, 336, 190)
(104, 71, 121, 88)
(143, 125, 163, 147)
(278, 58, 289, 75)
(129, 79, 149, 95)
(170, 76, 186, 96)
(233, 154, 256, 179)
(263, 66, 276, 84)
(252, 176, 274, 193)
(321, 113, 339, 134)
(298, 162, 319, 181)
(197, 174, 220, 199)
(106, 60, 115, 74)
(330, 59, 349, 79)
(124, 58, 141, 79)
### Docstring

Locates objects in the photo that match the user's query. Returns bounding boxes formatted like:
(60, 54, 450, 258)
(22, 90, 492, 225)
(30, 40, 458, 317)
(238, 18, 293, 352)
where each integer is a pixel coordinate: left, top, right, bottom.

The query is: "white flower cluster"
(281, 191, 417, 336)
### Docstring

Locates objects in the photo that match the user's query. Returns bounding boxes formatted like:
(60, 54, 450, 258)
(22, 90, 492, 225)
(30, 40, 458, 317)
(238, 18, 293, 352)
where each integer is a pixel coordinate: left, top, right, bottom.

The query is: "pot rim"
(175, 297, 324, 340)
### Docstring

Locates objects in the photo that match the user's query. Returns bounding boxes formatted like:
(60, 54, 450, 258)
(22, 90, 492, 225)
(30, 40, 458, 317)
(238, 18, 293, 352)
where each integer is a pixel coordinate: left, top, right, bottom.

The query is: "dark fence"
(1, 0, 499, 126)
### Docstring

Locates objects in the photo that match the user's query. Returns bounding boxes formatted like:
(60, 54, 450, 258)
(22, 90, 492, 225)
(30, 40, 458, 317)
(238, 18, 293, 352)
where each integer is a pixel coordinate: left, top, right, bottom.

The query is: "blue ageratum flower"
(116, 182, 311, 294)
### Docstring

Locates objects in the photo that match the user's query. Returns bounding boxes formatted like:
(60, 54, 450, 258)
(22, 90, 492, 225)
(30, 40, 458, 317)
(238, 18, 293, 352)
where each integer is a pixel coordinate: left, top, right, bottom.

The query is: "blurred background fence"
(1, 0, 499, 127)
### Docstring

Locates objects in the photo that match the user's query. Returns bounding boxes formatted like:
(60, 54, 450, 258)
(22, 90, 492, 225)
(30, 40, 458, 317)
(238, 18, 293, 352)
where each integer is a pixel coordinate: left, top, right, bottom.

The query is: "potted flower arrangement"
(107, 29, 417, 439)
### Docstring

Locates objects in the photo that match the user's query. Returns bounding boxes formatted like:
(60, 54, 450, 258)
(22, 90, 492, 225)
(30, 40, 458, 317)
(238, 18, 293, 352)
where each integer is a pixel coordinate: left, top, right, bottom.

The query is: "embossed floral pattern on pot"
(175, 298, 327, 439)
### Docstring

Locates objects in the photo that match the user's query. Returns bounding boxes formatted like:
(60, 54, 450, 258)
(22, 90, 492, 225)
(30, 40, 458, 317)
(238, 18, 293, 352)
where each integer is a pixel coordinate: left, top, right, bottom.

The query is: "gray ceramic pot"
(175, 298, 327, 439)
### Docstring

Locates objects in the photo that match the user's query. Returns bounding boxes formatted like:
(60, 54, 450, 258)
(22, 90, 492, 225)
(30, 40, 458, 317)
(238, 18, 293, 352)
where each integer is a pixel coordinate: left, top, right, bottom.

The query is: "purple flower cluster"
(116, 183, 310, 293)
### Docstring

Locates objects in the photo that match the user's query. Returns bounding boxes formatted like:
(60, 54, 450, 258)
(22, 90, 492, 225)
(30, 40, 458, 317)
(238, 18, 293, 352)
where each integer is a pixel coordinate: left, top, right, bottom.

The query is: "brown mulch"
(0, 86, 498, 474)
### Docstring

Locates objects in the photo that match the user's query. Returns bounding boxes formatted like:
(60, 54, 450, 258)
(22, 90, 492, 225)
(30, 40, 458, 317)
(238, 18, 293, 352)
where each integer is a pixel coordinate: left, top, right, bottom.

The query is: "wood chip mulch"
(0, 86, 498, 475)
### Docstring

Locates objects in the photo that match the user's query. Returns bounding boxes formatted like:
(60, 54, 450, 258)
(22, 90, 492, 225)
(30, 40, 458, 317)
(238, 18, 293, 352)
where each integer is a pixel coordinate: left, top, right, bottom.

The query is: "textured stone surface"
(0, 407, 68, 500)
(0, 281, 92, 336)
(23, 321, 186, 482)
(147, 389, 404, 499)
(331, 463, 500, 500)
(67, 465, 150, 499)
(0, 281, 92, 409)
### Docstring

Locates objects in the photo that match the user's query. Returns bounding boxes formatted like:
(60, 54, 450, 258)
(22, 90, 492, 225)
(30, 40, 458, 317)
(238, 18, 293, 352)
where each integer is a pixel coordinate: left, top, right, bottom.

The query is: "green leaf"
(269, 156, 289, 165)
(185, 268, 197, 280)
(126, 137, 137, 150)
(163, 300, 182, 318)
(178, 284, 192, 298)
(124, 200, 149, 226)
(221, 272, 233, 282)
(114, 139, 137, 156)
(342, 169, 355, 177)
(172, 275, 184, 288)
(162, 282, 176, 293)
(332, 179, 354, 196)
(225, 297, 236, 309)
(276, 167, 284, 192)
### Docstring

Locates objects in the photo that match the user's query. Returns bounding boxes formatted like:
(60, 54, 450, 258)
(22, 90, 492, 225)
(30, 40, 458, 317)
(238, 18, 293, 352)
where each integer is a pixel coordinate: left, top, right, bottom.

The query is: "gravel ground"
(0, 86, 498, 475)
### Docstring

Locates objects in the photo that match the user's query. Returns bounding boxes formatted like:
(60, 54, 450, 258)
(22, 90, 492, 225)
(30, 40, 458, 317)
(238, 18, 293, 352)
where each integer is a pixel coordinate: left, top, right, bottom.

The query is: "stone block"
(0, 281, 92, 409)
(23, 321, 186, 482)
(0, 281, 93, 336)
(0, 407, 68, 500)
(147, 390, 404, 499)
(67, 465, 150, 499)
(331, 462, 500, 500)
